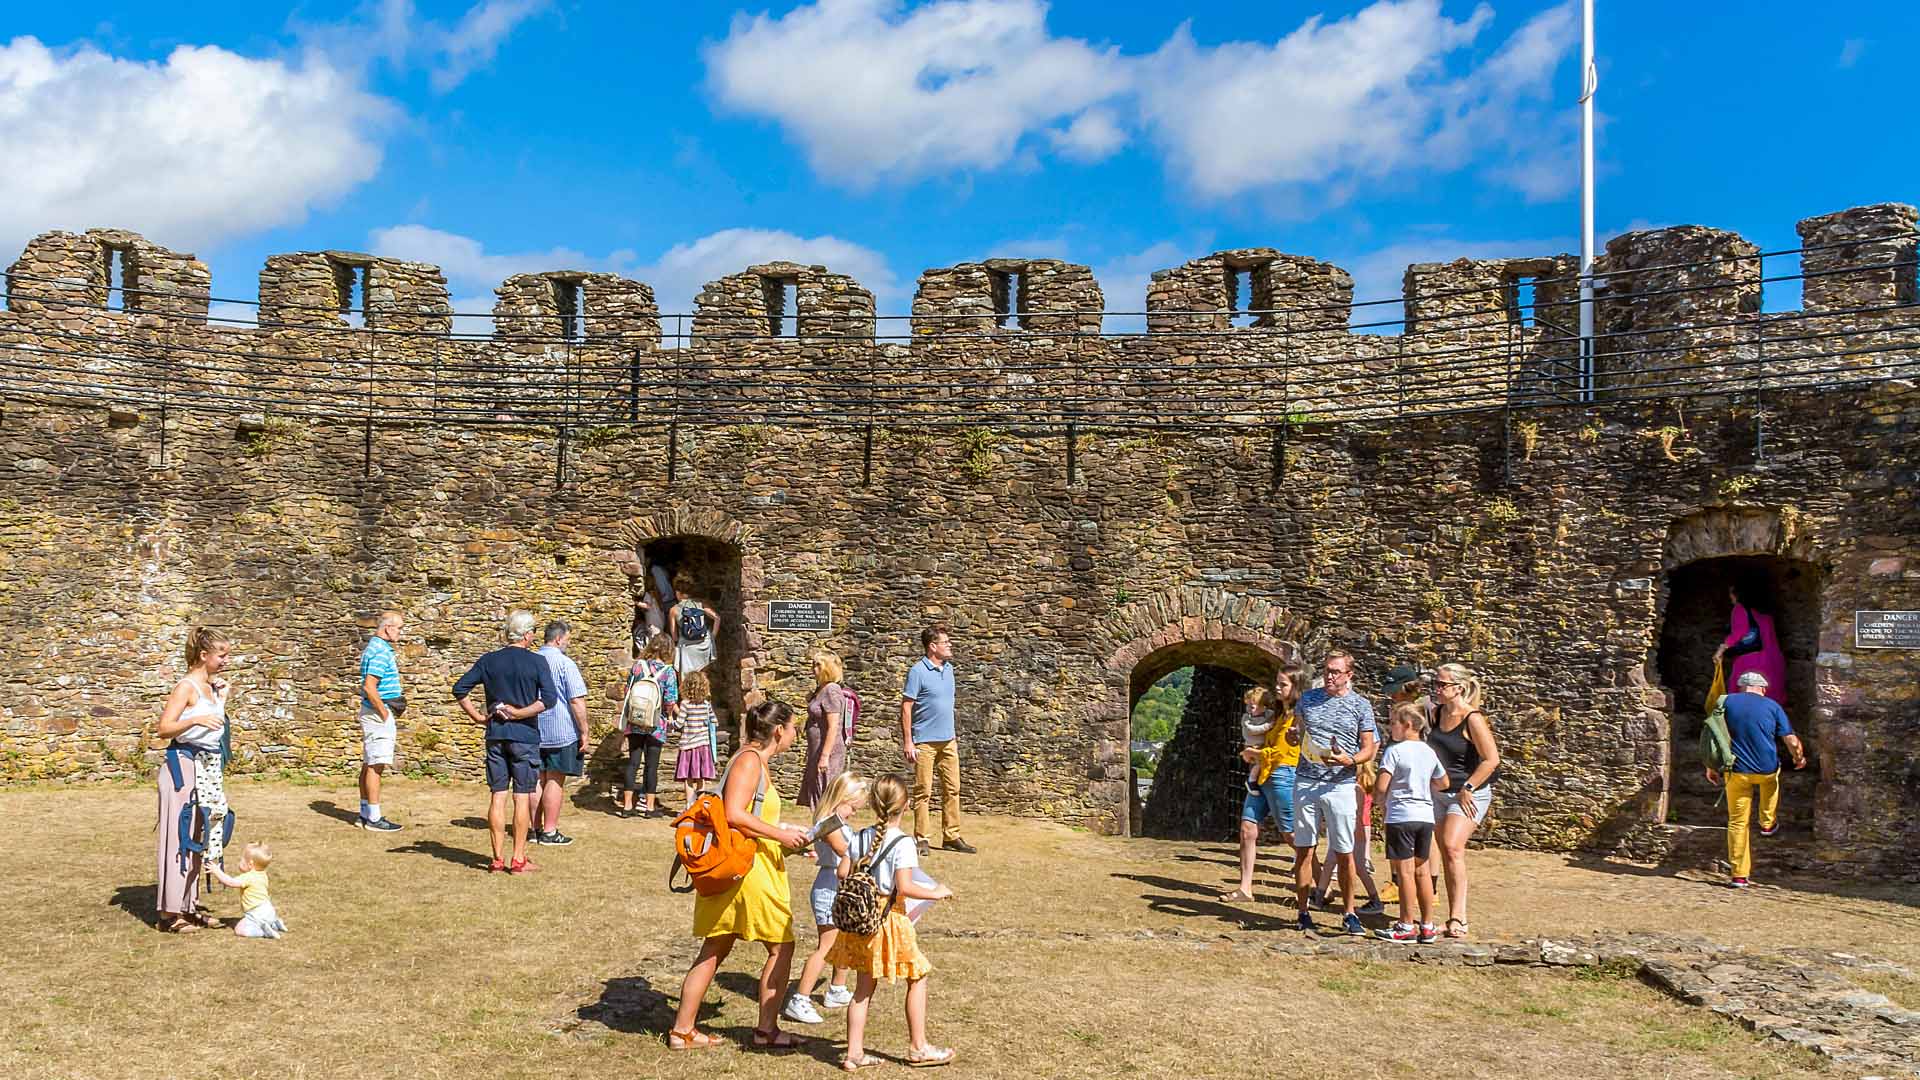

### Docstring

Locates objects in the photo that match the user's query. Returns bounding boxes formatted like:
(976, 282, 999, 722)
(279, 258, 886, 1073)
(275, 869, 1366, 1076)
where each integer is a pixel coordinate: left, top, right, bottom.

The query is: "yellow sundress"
(690, 765, 794, 944)
(826, 830, 932, 983)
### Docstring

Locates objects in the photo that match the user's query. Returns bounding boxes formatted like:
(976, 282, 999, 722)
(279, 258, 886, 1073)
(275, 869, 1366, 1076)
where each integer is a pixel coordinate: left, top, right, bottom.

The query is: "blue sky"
(4, 1, 1915, 329)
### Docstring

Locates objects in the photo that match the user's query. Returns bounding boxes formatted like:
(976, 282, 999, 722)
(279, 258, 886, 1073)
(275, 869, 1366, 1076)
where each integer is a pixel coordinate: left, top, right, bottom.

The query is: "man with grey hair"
(531, 620, 589, 847)
(453, 610, 559, 875)
(1706, 670, 1805, 889)
(357, 609, 407, 832)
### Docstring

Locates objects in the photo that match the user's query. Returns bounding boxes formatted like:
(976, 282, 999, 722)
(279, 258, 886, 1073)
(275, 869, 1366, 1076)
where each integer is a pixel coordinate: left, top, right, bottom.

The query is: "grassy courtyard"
(4, 776, 1914, 1079)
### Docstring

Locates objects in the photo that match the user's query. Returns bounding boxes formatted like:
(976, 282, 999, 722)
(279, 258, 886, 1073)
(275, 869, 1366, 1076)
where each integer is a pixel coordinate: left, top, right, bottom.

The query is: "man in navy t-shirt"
(453, 610, 558, 874)
(1706, 671, 1806, 889)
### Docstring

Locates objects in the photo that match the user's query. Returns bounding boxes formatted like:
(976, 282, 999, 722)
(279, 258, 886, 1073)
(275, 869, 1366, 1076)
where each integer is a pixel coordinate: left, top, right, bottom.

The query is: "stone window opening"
(102, 243, 138, 313)
(1653, 554, 1821, 832)
(761, 275, 799, 337)
(554, 278, 586, 343)
(1224, 266, 1256, 328)
(1505, 274, 1540, 327)
(989, 267, 1028, 330)
(330, 258, 370, 329)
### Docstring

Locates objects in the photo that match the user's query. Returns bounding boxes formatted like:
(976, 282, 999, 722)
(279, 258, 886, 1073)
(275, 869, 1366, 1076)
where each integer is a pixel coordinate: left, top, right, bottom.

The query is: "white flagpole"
(1578, 0, 1597, 401)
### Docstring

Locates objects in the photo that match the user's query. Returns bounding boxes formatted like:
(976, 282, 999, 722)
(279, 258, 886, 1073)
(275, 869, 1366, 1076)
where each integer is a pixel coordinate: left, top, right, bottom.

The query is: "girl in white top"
(784, 772, 870, 1025)
(828, 775, 955, 1071)
(1373, 703, 1449, 943)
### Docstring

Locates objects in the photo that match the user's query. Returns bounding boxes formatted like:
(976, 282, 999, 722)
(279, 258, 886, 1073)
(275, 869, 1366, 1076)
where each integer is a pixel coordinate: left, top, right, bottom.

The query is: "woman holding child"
(1426, 662, 1502, 939)
(1222, 660, 1305, 904)
(668, 700, 813, 1052)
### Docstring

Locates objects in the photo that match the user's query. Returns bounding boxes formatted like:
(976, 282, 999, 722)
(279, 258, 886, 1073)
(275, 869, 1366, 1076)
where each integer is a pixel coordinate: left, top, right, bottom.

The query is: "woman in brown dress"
(799, 650, 849, 809)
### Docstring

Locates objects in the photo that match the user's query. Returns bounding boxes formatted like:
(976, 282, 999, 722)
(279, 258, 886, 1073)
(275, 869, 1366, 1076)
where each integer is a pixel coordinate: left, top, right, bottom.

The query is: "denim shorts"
(1240, 765, 1296, 834)
(485, 739, 540, 794)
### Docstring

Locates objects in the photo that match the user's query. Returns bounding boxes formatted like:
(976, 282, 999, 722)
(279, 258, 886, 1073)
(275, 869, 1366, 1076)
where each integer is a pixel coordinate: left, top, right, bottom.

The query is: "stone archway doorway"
(1651, 507, 1824, 832)
(1094, 588, 1324, 838)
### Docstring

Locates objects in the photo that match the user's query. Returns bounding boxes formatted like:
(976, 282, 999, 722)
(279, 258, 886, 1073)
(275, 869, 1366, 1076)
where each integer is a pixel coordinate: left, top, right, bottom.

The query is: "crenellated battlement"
(1, 202, 1915, 429)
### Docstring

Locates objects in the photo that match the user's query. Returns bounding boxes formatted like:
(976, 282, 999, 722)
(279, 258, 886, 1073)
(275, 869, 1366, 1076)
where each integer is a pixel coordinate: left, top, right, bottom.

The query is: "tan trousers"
(913, 739, 963, 843)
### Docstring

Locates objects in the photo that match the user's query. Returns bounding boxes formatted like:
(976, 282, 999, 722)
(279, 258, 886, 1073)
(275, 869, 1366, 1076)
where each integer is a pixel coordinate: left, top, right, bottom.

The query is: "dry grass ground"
(2, 776, 1911, 1079)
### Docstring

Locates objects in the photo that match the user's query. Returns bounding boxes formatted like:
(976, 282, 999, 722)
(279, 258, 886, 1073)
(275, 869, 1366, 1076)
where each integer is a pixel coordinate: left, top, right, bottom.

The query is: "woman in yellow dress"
(669, 700, 813, 1051)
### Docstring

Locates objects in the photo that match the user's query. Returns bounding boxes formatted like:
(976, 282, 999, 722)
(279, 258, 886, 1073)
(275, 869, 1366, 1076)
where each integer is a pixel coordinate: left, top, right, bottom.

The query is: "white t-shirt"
(847, 825, 920, 893)
(1380, 739, 1447, 825)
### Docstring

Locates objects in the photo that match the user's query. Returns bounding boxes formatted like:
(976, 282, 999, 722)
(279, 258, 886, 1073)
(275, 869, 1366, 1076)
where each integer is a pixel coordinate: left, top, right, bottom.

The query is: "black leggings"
(625, 733, 662, 796)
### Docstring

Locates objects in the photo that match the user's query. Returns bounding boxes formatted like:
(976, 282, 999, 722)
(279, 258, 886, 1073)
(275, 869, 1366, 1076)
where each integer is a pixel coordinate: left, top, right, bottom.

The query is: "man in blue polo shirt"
(901, 624, 974, 857)
(453, 611, 559, 875)
(1706, 671, 1806, 889)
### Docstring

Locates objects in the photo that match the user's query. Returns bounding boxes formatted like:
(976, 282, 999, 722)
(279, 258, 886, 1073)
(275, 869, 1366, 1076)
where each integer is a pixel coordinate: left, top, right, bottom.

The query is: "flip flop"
(1445, 918, 1470, 939)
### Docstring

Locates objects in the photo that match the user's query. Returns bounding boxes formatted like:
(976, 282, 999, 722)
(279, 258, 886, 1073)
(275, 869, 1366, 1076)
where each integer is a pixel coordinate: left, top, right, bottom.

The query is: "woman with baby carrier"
(152, 627, 233, 933)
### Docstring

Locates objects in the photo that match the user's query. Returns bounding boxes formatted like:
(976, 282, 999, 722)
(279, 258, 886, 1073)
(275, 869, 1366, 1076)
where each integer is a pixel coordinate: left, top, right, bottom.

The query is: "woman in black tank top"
(1425, 662, 1502, 940)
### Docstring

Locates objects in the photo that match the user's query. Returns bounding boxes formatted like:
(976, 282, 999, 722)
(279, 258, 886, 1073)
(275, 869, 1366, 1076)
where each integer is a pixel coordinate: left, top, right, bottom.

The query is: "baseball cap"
(1382, 665, 1423, 694)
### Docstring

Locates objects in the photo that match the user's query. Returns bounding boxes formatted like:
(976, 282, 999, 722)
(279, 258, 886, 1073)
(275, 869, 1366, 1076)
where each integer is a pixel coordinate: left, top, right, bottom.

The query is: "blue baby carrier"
(166, 724, 234, 873)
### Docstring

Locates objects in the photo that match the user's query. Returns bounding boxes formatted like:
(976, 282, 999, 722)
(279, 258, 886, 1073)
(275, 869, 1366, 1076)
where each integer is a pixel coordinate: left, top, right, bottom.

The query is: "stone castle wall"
(1, 205, 1916, 870)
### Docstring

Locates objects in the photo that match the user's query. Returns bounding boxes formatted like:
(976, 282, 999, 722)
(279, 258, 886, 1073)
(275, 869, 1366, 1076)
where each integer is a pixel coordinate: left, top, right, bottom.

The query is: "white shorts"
(1442, 784, 1494, 826)
(1292, 778, 1358, 854)
(360, 705, 396, 767)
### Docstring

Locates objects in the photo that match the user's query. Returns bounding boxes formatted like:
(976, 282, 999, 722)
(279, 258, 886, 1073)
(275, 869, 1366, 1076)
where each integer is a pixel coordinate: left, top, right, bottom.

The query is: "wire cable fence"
(1, 243, 1915, 434)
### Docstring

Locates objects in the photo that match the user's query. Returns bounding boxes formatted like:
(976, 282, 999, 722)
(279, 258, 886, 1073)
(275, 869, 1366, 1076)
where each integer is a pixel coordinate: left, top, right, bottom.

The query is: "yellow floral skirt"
(826, 907, 930, 983)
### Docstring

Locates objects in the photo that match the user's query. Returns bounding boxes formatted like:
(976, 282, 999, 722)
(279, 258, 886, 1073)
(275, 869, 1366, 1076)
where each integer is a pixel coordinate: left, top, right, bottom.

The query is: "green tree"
(1130, 667, 1193, 743)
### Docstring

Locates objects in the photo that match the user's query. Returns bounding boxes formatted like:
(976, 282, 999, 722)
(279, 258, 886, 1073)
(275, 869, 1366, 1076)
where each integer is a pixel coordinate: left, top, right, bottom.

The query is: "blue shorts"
(485, 739, 540, 794)
(1241, 765, 1296, 834)
(539, 743, 583, 777)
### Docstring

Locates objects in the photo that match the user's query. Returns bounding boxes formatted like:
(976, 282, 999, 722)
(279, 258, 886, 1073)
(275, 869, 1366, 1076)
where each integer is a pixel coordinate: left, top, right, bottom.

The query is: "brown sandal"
(666, 1027, 718, 1051)
(752, 1027, 807, 1050)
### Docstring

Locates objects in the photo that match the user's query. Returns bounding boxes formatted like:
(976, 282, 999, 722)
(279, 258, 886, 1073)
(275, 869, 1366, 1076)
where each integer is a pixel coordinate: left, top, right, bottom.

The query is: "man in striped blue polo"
(358, 610, 406, 831)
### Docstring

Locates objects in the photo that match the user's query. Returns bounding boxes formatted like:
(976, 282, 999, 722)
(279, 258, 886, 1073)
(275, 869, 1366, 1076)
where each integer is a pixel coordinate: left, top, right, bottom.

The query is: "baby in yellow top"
(208, 842, 287, 939)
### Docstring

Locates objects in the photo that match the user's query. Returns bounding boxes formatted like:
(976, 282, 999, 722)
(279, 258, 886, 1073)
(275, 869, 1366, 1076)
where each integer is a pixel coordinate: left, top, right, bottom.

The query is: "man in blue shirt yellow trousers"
(1705, 670, 1807, 888)
(901, 625, 976, 858)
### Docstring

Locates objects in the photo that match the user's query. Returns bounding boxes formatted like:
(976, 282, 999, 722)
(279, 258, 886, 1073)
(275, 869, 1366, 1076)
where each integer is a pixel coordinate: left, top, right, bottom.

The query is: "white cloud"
(295, 0, 550, 93)
(369, 224, 901, 341)
(1837, 38, 1866, 69)
(703, 0, 1129, 186)
(433, 0, 551, 92)
(707, 0, 1576, 206)
(0, 36, 391, 257)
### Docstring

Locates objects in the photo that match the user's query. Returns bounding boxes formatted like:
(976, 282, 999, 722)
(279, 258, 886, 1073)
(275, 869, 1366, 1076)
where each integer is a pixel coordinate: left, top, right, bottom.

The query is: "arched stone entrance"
(615, 509, 767, 727)
(1092, 588, 1325, 837)
(1651, 506, 1827, 829)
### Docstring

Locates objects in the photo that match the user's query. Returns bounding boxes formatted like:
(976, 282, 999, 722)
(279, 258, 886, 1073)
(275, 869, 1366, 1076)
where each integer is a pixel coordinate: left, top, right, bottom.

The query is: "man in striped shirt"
(358, 610, 406, 832)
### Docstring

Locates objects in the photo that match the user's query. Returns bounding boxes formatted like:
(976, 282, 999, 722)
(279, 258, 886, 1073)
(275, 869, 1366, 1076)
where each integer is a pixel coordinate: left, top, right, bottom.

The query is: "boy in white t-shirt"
(1373, 703, 1450, 943)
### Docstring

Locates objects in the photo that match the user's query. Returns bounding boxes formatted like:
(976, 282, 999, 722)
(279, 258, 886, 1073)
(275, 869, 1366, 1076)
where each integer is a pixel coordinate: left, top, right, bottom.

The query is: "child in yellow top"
(827, 775, 955, 1071)
(209, 842, 286, 939)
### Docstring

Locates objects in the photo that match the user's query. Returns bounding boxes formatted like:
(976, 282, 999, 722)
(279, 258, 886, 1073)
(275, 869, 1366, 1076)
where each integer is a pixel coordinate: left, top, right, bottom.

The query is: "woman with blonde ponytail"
(151, 627, 234, 933)
(1425, 662, 1501, 939)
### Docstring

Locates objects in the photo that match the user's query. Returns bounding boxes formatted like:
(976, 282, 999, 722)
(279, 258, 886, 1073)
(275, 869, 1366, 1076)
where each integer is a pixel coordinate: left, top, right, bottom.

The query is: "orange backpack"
(668, 750, 766, 896)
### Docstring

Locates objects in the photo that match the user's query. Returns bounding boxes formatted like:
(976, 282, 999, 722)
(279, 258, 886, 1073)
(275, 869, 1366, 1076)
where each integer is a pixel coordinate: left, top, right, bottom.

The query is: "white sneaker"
(781, 993, 824, 1024)
(823, 985, 854, 1009)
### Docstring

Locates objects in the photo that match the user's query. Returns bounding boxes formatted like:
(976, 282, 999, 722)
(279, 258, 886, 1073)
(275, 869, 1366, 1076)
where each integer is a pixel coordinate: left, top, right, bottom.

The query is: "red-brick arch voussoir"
(1087, 587, 1329, 836)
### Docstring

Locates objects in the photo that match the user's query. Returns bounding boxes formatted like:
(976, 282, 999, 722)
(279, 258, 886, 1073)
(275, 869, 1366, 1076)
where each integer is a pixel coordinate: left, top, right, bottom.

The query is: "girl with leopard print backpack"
(827, 774, 956, 1070)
